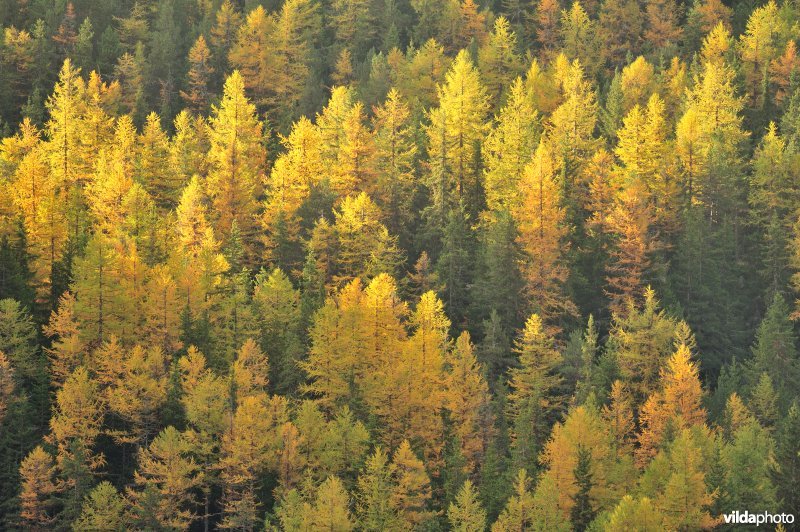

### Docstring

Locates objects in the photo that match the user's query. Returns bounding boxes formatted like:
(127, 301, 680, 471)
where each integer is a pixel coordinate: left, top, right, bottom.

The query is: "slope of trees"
(1, 0, 800, 529)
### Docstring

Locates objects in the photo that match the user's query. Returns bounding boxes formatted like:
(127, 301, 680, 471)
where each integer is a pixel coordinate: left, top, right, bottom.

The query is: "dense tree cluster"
(1, 0, 800, 529)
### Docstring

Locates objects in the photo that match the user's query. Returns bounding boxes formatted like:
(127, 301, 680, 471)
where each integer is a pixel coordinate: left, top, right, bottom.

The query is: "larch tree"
(445, 331, 493, 473)
(507, 313, 562, 472)
(71, 232, 123, 346)
(128, 426, 201, 530)
(738, 0, 783, 107)
(19, 446, 57, 530)
(181, 35, 214, 115)
(309, 476, 355, 530)
(607, 288, 682, 404)
(491, 469, 535, 531)
(251, 268, 303, 394)
(478, 17, 524, 106)
(0, 352, 13, 424)
(391, 440, 434, 529)
(483, 77, 539, 213)
(516, 139, 574, 323)
(426, 50, 490, 216)
(332, 102, 375, 198)
(547, 58, 599, 188)
(331, 193, 402, 287)
(206, 71, 265, 260)
(74, 481, 126, 532)
(209, 0, 242, 76)
(637, 342, 707, 465)
(371, 89, 418, 236)
(178, 347, 229, 528)
(355, 447, 400, 530)
(601, 181, 657, 315)
(448, 480, 487, 532)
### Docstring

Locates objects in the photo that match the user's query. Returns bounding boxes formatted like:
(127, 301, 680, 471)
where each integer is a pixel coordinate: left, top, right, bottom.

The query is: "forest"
(0, 0, 799, 529)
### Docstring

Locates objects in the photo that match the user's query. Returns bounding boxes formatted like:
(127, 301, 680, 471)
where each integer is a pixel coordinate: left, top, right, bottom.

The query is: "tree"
(516, 139, 574, 322)
(309, 476, 355, 530)
(751, 293, 798, 407)
(448, 480, 486, 532)
(559, 2, 599, 76)
(206, 71, 265, 259)
(332, 193, 402, 287)
(73, 481, 126, 532)
(539, 404, 619, 518)
(508, 313, 562, 471)
(426, 50, 489, 215)
(332, 102, 376, 198)
(653, 430, 716, 530)
(774, 401, 800, 517)
(547, 58, 599, 185)
(478, 17, 524, 106)
(483, 77, 539, 213)
(607, 288, 682, 404)
(391, 440, 434, 528)
(606, 496, 665, 531)
(570, 446, 596, 530)
(181, 35, 214, 115)
(128, 426, 200, 530)
(0, 352, 13, 424)
(491, 469, 535, 531)
(18, 446, 57, 530)
(597, 0, 643, 67)
(71, 233, 122, 346)
(46, 58, 87, 185)
(445, 332, 493, 472)
(371, 89, 418, 237)
(738, 1, 783, 107)
(209, 0, 242, 77)
(644, 0, 682, 52)
(219, 395, 285, 530)
(332, 0, 378, 61)
(98, 342, 168, 446)
(356, 448, 400, 530)
(720, 420, 777, 515)
(252, 268, 303, 394)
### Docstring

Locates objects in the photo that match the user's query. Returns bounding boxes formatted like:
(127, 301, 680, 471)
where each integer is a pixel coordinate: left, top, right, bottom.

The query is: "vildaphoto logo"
(723, 511, 795, 526)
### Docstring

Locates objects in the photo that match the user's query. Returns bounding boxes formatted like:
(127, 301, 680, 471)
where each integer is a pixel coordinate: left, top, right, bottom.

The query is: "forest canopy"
(1, 0, 800, 529)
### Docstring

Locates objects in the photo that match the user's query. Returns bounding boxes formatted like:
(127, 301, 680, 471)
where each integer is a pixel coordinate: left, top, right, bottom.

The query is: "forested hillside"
(0, 0, 799, 529)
